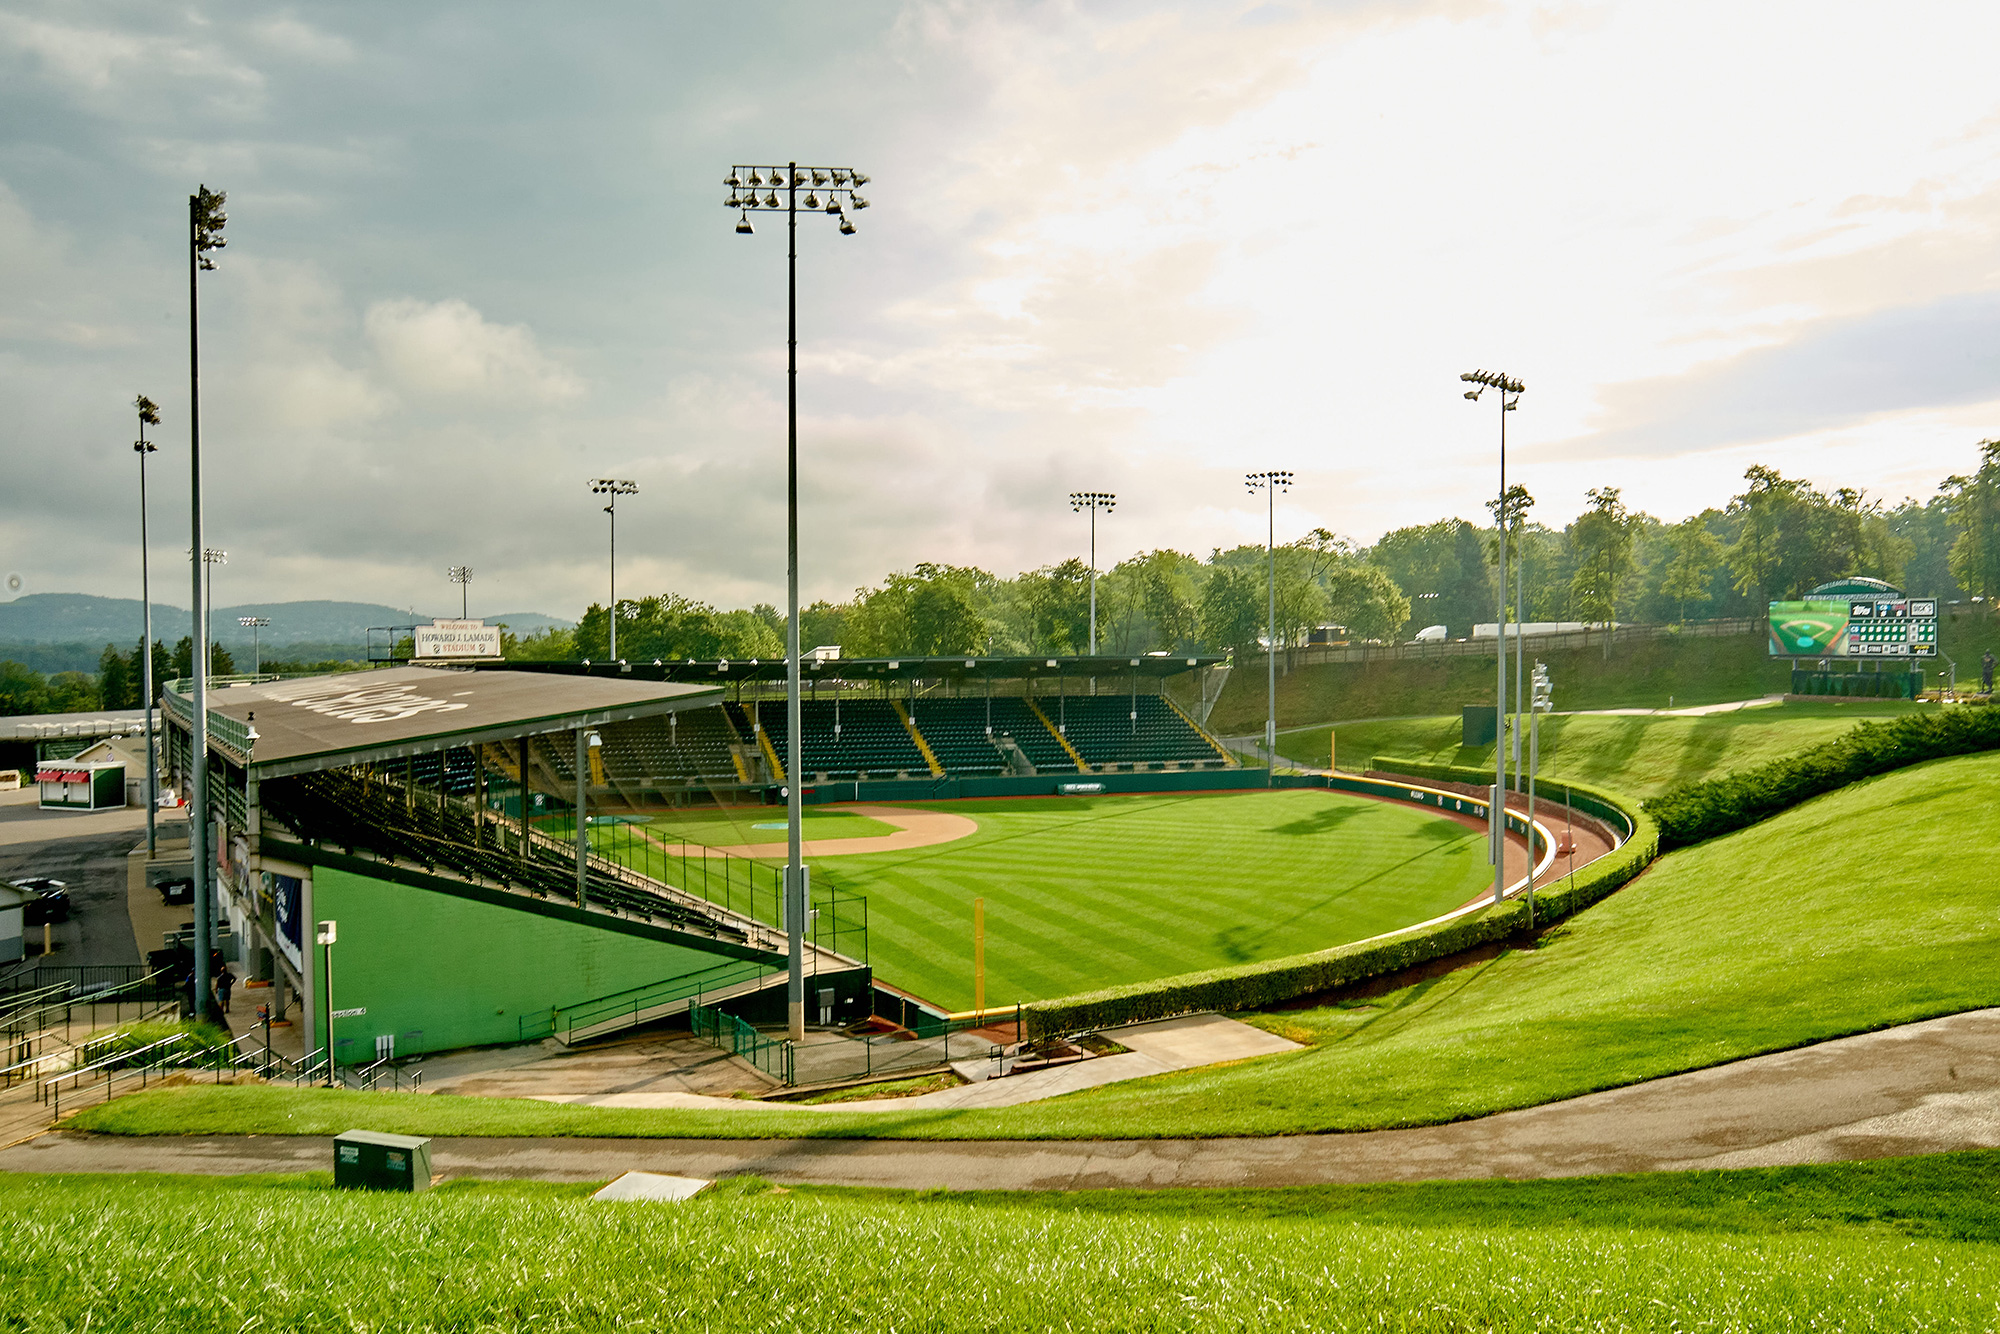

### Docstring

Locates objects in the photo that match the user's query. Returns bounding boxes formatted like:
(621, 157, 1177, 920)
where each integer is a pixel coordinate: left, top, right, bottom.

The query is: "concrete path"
(5, 1007, 1997, 1189)
(533, 1014, 1301, 1113)
(1569, 694, 1786, 718)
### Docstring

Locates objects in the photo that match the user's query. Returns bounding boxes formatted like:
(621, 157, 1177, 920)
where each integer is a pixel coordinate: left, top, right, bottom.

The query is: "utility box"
(333, 1129, 432, 1193)
(1461, 706, 1497, 748)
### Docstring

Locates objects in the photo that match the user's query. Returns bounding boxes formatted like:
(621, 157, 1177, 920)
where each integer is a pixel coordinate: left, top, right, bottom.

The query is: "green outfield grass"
(1305, 698, 1936, 798)
(5, 1160, 1999, 1331)
(90, 747, 2000, 1142)
(644, 790, 1496, 1010)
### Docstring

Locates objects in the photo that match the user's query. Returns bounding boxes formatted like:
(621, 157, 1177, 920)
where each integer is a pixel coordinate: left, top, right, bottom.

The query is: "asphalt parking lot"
(0, 792, 180, 971)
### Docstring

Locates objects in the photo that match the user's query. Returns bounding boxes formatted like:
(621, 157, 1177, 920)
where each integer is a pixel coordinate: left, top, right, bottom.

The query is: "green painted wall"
(313, 866, 730, 1060)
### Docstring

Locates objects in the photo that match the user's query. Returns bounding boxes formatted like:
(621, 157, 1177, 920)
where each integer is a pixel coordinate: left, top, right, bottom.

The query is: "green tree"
(1660, 517, 1725, 623)
(1365, 519, 1492, 638)
(46, 671, 100, 712)
(1941, 440, 2000, 601)
(500, 625, 576, 661)
(1568, 487, 1638, 655)
(1197, 565, 1264, 654)
(845, 565, 992, 656)
(1114, 549, 1201, 652)
(0, 661, 48, 715)
(172, 636, 194, 679)
(98, 643, 133, 709)
(1017, 558, 1093, 654)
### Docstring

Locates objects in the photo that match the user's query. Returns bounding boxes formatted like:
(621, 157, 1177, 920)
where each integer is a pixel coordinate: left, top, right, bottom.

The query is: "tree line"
(561, 444, 2000, 662)
(7, 443, 1999, 714)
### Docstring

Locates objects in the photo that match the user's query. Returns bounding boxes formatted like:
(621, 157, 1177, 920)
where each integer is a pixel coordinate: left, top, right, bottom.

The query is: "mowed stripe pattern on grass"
(800, 791, 1492, 1010)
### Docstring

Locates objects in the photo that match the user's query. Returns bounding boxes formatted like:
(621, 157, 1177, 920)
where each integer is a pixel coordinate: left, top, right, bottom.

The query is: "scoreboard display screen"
(1768, 598, 1937, 658)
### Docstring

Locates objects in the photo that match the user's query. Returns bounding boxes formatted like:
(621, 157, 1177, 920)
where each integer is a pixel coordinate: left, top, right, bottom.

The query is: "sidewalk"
(5, 1006, 1996, 1189)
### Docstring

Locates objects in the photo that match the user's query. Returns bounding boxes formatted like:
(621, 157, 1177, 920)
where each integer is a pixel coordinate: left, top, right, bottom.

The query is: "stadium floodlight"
(1245, 471, 1293, 782)
(237, 616, 270, 675)
(1068, 492, 1117, 654)
(188, 183, 228, 1021)
(725, 159, 871, 1042)
(134, 395, 161, 858)
(199, 548, 228, 673)
(588, 481, 637, 659)
(447, 565, 473, 619)
(1460, 369, 1524, 905)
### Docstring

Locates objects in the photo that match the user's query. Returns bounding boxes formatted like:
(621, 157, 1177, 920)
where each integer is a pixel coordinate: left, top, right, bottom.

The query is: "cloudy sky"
(5, 0, 2000, 621)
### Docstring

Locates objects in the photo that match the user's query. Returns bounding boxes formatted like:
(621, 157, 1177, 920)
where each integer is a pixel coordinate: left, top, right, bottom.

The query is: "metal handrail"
(42, 1032, 190, 1116)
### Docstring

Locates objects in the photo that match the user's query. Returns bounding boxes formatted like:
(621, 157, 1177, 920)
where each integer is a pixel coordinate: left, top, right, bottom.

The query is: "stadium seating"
(259, 771, 755, 944)
(728, 699, 928, 781)
(1046, 695, 1227, 770)
(598, 711, 742, 785)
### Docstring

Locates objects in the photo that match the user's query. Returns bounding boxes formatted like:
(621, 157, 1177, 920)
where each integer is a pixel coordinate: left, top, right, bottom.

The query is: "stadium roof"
(166, 666, 722, 780)
(487, 654, 1226, 685)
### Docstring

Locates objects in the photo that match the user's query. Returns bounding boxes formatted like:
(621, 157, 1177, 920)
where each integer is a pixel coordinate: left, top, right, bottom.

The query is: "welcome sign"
(413, 619, 502, 659)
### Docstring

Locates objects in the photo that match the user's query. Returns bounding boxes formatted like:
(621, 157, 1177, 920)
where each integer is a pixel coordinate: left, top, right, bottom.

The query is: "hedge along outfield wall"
(794, 767, 1272, 805)
(1644, 701, 2000, 849)
(1023, 771, 1657, 1040)
(311, 865, 737, 1061)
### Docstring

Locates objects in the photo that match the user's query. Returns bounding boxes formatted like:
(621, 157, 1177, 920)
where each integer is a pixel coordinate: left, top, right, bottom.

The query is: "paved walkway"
(5, 1007, 1996, 1189)
(534, 1014, 1300, 1113)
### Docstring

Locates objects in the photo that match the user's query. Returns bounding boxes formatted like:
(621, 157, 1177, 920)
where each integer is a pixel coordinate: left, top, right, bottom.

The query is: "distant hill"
(0, 594, 570, 664)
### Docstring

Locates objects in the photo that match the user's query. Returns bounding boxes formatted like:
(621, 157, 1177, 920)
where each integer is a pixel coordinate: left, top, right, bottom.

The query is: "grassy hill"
(79, 746, 2000, 1141)
(1311, 698, 1935, 798)
(1210, 607, 2000, 734)
(6, 1162, 2000, 1329)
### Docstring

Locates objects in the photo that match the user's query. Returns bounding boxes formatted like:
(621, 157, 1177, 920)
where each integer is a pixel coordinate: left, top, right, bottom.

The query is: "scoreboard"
(1767, 598, 1938, 658)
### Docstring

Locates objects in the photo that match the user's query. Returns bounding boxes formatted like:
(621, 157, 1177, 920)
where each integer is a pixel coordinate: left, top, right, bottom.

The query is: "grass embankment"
(5, 1160, 2000, 1330)
(1210, 606, 2000, 735)
(1311, 699, 1934, 797)
(604, 790, 1494, 1010)
(78, 748, 2000, 1141)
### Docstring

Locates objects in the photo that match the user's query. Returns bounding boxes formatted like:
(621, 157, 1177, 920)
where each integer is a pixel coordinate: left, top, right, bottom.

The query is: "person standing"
(216, 964, 235, 1015)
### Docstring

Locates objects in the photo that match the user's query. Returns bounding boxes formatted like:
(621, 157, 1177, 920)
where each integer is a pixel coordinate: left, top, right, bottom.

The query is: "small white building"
(0, 883, 27, 963)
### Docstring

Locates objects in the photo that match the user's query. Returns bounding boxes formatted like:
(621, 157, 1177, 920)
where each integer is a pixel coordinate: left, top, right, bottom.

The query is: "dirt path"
(640, 804, 980, 860)
(7, 1007, 1996, 1188)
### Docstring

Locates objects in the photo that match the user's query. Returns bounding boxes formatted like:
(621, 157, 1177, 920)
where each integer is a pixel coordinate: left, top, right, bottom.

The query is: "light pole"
(201, 549, 227, 672)
(587, 481, 636, 659)
(726, 160, 869, 1041)
(1529, 661, 1552, 927)
(1069, 492, 1116, 654)
(1461, 369, 1524, 906)
(447, 565, 473, 620)
(1245, 470, 1293, 779)
(188, 184, 226, 1022)
(134, 395, 160, 858)
(237, 617, 269, 675)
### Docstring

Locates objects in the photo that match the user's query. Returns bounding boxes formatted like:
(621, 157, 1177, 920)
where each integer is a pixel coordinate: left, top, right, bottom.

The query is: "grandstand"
(492, 655, 1234, 797)
(160, 667, 873, 1064)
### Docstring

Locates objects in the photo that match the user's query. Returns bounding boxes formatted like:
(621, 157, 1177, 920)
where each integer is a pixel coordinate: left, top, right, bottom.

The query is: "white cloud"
(364, 298, 584, 404)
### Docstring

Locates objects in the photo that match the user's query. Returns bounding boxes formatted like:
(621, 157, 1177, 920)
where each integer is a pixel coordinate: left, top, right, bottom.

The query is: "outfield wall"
(791, 768, 1274, 804)
(309, 864, 744, 1060)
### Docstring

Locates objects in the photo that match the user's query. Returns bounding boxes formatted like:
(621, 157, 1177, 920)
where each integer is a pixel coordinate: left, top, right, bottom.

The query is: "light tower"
(448, 565, 473, 619)
(588, 480, 636, 659)
(1244, 470, 1293, 778)
(725, 160, 869, 1041)
(1068, 492, 1116, 654)
(237, 616, 269, 675)
(134, 394, 160, 858)
(1461, 368, 1525, 906)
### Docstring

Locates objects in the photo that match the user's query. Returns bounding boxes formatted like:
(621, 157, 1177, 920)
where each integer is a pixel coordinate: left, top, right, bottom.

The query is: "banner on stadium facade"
(271, 872, 304, 971)
(414, 619, 502, 659)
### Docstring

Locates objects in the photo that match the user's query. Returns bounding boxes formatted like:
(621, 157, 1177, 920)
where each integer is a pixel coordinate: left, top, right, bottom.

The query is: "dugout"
(160, 666, 871, 1068)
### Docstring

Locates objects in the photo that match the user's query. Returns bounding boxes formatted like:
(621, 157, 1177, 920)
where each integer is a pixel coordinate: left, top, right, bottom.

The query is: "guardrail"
(545, 959, 774, 1045)
(42, 1032, 192, 1119)
(2, 969, 177, 1043)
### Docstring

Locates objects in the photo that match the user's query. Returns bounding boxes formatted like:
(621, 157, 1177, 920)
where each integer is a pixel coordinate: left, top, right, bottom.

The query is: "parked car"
(156, 877, 195, 906)
(9, 877, 70, 925)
